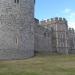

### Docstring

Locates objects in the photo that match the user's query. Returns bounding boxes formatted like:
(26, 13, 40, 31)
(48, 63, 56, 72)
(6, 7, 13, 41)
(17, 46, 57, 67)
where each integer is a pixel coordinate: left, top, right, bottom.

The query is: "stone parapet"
(40, 17, 67, 25)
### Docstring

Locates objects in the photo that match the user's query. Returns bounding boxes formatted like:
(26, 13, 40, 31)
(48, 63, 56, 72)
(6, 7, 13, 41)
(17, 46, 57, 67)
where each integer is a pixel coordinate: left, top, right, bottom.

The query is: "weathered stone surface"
(39, 17, 69, 54)
(0, 0, 34, 59)
(34, 24, 52, 53)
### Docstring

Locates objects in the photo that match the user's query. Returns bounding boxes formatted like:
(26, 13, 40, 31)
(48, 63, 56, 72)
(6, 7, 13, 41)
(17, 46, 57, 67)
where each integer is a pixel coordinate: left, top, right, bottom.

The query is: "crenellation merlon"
(40, 17, 68, 26)
(69, 28, 75, 33)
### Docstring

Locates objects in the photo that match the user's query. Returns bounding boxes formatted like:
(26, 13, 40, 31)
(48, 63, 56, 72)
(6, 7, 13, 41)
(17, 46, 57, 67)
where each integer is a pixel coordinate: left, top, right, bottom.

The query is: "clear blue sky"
(35, 0, 75, 28)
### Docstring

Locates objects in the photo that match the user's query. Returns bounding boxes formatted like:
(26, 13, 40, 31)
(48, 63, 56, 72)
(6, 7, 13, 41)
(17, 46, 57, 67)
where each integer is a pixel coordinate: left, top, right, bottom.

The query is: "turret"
(0, 0, 35, 60)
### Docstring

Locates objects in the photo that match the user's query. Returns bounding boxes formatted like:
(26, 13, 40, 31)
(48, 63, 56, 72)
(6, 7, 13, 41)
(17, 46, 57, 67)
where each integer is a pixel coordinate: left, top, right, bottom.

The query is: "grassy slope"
(0, 54, 75, 75)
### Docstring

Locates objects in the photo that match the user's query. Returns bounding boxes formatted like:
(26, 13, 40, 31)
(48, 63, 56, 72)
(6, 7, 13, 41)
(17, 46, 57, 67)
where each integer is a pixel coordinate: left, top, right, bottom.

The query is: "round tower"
(0, 0, 35, 59)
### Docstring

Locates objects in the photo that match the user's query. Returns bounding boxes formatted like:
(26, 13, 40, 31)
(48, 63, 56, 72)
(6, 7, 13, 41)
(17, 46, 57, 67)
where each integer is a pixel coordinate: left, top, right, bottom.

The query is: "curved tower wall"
(0, 0, 34, 59)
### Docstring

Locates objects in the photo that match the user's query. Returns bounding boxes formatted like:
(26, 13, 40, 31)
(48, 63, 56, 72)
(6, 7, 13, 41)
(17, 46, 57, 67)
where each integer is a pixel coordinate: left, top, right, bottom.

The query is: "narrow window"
(14, 0, 19, 4)
(16, 37, 18, 46)
(14, 0, 16, 3)
(17, 0, 19, 3)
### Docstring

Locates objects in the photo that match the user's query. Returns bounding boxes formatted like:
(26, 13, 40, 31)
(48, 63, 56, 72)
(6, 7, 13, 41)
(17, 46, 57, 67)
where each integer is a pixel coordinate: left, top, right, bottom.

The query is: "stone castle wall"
(39, 17, 69, 54)
(35, 17, 75, 55)
(68, 28, 75, 54)
(0, 0, 75, 60)
(34, 24, 52, 53)
(0, 0, 34, 59)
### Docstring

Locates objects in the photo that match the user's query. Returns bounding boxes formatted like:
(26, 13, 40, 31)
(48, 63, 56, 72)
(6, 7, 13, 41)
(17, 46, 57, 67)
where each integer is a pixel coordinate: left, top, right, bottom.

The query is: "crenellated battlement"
(40, 17, 67, 25)
(69, 28, 75, 33)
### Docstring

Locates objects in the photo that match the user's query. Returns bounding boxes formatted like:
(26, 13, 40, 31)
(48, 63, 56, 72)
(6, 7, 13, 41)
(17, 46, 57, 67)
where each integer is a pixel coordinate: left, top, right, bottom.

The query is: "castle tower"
(40, 17, 69, 54)
(53, 17, 69, 54)
(0, 0, 35, 59)
(68, 28, 75, 53)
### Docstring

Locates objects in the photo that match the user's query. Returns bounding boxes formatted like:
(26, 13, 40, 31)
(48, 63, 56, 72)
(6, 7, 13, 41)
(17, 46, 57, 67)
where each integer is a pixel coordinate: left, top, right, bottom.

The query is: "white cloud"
(68, 21, 75, 28)
(68, 12, 75, 29)
(70, 12, 75, 18)
(68, 13, 75, 29)
(62, 8, 75, 29)
(63, 8, 71, 14)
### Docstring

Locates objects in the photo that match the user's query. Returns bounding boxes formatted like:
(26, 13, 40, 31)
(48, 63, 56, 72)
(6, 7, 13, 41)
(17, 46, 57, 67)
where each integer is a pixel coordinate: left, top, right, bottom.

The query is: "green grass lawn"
(0, 54, 75, 75)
